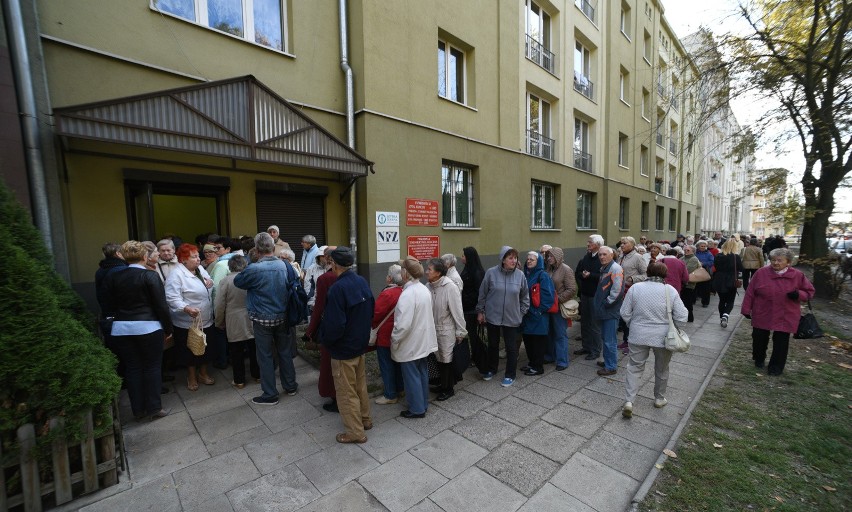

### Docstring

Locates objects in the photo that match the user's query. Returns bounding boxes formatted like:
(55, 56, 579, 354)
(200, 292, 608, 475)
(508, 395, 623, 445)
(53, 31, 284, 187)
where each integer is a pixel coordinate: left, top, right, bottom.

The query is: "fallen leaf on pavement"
(810, 358, 821, 363)
(655, 490, 667, 497)
(775, 496, 784, 503)
(655, 463, 664, 469)
(823, 485, 836, 492)
(838, 363, 852, 370)
(663, 449, 677, 458)
(713, 443, 723, 448)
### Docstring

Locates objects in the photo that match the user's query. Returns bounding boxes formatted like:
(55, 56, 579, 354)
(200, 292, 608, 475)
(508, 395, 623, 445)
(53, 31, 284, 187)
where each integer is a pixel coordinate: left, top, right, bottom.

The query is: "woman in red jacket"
(373, 264, 405, 404)
(741, 248, 815, 376)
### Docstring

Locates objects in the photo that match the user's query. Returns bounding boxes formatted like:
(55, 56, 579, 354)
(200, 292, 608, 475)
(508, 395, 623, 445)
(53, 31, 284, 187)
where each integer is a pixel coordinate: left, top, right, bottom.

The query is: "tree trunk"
(799, 181, 835, 299)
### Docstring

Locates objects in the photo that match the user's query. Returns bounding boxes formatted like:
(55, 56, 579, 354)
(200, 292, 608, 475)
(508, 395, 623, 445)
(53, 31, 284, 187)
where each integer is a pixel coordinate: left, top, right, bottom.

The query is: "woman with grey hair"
(741, 248, 814, 375)
(142, 241, 160, 275)
(215, 255, 259, 388)
(427, 257, 467, 400)
(156, 238, 179, 282)
(373, 264, 405, 404)
(441, 253, 463, 292)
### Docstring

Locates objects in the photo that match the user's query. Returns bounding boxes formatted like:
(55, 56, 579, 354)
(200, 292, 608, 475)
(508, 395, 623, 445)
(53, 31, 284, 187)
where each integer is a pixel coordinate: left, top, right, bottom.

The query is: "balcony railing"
(669, 140, 677, 154)
(525, 34, 556, 74)
(573, 148, 593, 173)
(668, 183, 675, 197)
(527, 130, 555, 161)
(656, 132, 664, 147)
(654, 178, 663, 193)
(576, 0, 595, 22)
(573, 74, 594, 100)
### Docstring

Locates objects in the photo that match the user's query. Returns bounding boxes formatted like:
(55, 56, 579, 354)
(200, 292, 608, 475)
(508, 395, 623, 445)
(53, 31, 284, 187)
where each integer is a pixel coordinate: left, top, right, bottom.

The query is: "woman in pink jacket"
(741, 248, 815, 376)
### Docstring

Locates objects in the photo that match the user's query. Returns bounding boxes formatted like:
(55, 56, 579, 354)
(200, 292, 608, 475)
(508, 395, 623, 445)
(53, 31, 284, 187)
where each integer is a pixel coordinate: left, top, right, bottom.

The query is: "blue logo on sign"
(378, 214, 386, 224)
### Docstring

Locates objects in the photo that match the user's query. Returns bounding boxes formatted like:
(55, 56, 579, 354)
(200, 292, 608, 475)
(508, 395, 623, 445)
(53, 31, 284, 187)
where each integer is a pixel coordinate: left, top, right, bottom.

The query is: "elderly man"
(594, 246, 624, 376)
(234, 232, 298, 406)
(319, 247, 374, 443)
(305, 245, 339, 412)
(300, 235, 321, 271)
(267, 225, 291, 252)
(155, 239, 179, 282)
(574, 235, 604, 360)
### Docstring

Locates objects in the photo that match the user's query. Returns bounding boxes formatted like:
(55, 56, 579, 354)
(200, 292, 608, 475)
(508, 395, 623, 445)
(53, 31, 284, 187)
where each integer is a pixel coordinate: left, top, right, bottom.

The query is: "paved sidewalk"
(63, 296, 743, 512)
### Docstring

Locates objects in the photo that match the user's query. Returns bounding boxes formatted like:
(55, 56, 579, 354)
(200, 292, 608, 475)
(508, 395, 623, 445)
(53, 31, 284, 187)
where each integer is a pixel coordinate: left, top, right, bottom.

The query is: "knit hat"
(400, 255, 424, 279)
(330, 246, 354, 266)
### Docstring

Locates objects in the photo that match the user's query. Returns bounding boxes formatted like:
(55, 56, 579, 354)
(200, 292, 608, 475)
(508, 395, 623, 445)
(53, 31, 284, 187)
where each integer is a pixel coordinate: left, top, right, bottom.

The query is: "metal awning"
(54, 75, 373, 176)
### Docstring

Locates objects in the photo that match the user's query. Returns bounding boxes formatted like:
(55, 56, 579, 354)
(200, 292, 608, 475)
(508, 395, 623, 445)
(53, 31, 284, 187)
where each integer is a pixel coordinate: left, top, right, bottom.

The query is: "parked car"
(828, 239, 852, 262)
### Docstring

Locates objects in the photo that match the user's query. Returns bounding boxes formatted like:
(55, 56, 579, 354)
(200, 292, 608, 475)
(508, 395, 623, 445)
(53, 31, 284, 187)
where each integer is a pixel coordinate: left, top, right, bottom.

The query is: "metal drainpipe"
(3, 0, 53, 251)
(338, 0, 357, 261)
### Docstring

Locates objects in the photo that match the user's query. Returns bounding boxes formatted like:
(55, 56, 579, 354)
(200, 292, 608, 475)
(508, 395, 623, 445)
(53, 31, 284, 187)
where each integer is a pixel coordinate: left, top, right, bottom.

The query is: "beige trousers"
(331, 355, 372, 438)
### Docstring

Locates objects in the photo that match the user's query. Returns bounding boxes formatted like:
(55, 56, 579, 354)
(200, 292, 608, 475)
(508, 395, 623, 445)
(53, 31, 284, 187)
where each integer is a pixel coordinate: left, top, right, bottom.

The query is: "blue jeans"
(600, 318, 619, 371)
(547, 313, 569, 367)
(400, 358, 429, 415)
(253, 321, 298, 399)
(377, 347, 403, 399)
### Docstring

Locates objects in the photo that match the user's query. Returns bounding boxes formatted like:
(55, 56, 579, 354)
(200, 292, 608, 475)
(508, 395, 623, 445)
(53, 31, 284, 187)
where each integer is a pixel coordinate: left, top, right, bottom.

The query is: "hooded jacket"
(546, 247, 577, 303)
(476, 246, 530, 327)
(521, 255, 555, 335)
(460, 247, 485, 314)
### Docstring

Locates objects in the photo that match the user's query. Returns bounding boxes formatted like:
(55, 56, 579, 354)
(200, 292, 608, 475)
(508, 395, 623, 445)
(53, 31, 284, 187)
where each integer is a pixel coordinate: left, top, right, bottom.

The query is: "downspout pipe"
(3, 0, 53, 252)
(338, 0, 358, 261)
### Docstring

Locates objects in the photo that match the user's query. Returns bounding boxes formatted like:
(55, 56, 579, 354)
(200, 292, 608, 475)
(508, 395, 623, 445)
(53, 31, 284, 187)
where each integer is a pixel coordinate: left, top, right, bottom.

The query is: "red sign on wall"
(405, 198, 439, 226)
(406, 236, 440, 260)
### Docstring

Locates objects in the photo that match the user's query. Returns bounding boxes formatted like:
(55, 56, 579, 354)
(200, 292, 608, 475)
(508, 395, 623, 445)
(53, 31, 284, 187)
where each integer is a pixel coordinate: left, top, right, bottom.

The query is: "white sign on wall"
(376, 211, 400, 263)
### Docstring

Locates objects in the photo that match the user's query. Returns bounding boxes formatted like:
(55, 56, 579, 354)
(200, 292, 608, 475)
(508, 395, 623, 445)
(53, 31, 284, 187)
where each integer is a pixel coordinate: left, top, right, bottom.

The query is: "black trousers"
(522, 333, 547, 372)
(113, 330, 164, 416)
(752, 328, 791, 374)
(696, 280, 712, 306)
(680, 287, 696, 322)
(466, 313, 488, 373)
(230, 338, 260, 384)
(438, 361, 455, 392)
(487, 324, 519, 379)
(742, 268, 758, 290)
(717, 289, 737, 317)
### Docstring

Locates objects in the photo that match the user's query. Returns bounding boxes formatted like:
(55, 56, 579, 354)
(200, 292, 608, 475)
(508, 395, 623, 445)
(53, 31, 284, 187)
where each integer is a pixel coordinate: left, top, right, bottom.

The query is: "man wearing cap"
(266, 225, 291, 252)
(319, 247, 375, 443)
(305, 246, 339, 412)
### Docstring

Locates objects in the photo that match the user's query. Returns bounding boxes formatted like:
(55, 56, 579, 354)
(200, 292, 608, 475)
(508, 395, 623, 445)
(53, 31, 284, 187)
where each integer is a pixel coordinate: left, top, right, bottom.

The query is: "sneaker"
(523, 368, 541, 376)
(375, 396, 399, 405)
(721, 314, 729, 328)
(231, 380, 245, 389)
(252, 396, 279, 406)
(500, 377, 515, 387)
(654, 397, 668, 408)
(597, 368, 617, 376)
(622, 402, 633, 418)
(286, 388, 298, 396)
(555, 365, 568, 371)
(481, 371, 494, 381)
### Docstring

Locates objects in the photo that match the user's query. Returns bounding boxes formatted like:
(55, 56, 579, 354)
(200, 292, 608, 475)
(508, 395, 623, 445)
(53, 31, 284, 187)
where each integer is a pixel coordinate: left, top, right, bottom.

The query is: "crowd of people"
(96, 227, 813, 440)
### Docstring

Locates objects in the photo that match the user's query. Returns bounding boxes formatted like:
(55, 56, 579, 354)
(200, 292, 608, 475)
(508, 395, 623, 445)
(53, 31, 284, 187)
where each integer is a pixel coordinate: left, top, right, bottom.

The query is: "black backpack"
(284, 261, 309, 326)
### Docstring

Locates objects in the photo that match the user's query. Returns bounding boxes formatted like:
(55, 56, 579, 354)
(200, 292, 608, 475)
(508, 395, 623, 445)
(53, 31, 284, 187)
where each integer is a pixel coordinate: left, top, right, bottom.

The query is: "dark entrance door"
(256, 190, 326, 263)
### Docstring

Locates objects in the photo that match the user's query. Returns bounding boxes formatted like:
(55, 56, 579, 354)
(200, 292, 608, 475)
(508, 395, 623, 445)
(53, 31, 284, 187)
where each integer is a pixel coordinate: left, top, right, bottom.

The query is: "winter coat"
(546, 247, 577, 303)
(476, 246, 530, 327)
(741, 245, 764, 270)
(575, 251, 601, 297)
(165, 263, 213, 329)
(391, 280, 438, 363)
(712, 252, 744, 294)
(460, 262, 484, 314)
(521, 256, 555, 335)
(683, 254, 701, 290)
(593, 260, 624, 320)
(620, 280, 688, 348)
(618, 248, 647, 287)
(319, 270, 375, 360)
(696, 248, 715, 271)
(741, 266, 815, 333)
(659, 255, 689, 293)
(429, 276, 467, 362)
(214, 272, 254, 342)
(95, 256, 128, 316)
(446, 266, 464, 293)
(372, 285, 403, 348)
(232, 256, 289, 324)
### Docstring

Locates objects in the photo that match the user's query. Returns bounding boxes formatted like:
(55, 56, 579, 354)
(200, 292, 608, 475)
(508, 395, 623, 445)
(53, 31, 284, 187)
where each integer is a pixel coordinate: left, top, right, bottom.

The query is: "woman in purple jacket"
(741, 248, 815, 376)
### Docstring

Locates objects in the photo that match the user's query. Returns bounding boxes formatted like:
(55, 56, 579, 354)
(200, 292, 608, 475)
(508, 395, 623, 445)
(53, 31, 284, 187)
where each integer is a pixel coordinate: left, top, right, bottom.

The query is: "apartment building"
(3, 0, 705, 300)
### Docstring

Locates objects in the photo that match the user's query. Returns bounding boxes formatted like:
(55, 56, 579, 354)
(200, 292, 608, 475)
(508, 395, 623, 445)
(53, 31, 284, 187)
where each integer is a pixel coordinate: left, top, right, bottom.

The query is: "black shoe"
(429, 385, 443, 393)
(555, 365, 568, 371)
(596, 361, 605, 367)
(573, 349, 590, 355)
(252, 395, 279, 406)
(585, 354, 598, 360)
(523, 368, 541, 376)
(755, 360, 765, 369)
(400, 410, 426, 419)
(520, 366, 531, 372)
(322, 400, 339, 413)
(436, 390, 455, 401)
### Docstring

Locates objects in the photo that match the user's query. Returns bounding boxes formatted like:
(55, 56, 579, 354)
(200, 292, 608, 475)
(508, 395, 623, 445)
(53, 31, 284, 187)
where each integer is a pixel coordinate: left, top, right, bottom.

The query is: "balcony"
(527, 130, 555, 161)
(573, 73, 594, 100)
(525, 34, 556, 74)
(670, 96, 679, 112)
(656, 132, 664, 147)
(669, 140, 677, 154)
(668, 183, 675, 197)
(657, 82, 667, 98)
(576, 0, 595, 22)
(654, 178, 663, 193)
(573, 148, 593, 173)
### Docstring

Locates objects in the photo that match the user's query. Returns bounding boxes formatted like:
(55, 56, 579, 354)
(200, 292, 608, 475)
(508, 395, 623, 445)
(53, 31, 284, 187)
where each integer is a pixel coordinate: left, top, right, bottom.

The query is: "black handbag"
(794, 301, 824, 339)
(452, 339, 471, 380)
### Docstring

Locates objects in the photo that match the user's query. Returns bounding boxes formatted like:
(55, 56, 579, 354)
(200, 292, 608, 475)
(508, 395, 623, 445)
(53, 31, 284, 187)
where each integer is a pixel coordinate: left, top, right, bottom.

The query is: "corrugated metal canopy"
(53, 75, 373, 176)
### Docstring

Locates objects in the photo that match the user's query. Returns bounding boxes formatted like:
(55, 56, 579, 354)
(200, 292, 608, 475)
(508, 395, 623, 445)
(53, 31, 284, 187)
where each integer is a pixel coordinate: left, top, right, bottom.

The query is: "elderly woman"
(620, 262, 688, 418)
(741, 248, 815, 375)
(543, 247, 575, 370)
(520, 251, 555, 376)
(200, 243, 218, 270)
(740, 238, 765, 290)
(156, 239, 179, 282)
(391, 256, 438, 418)
(476, 246, 530, 387)
(373, 264, 404, 405)
(713, 238, 744, 328)
(695, 240, 715, 308)
(617, 236, 648, 353)
(441, 253, 463, 292)
(644, 243, 663, 264)
(427, 258, 467, 400)
(165, 243, 215, 391)
(460, 247, 486, 372)
(214, 255, 259, 388)
(681, 245, 701, 322)
(104, 241, 173, 420)
(141, 241, 159, 273)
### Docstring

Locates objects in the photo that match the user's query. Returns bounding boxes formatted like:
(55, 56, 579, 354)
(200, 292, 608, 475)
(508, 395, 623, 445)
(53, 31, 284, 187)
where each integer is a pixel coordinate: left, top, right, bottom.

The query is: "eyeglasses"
(213, 245, 224, 250)
(204, 250, 216, 254)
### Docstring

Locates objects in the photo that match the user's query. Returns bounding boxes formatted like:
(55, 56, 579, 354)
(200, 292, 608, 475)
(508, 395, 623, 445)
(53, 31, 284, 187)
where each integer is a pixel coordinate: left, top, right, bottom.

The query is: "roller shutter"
(256, 192, 326, 263)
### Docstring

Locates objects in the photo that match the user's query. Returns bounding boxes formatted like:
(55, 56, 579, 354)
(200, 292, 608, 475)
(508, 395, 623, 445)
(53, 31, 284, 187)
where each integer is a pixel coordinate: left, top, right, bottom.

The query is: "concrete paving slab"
(550, 453, 638, 512)
(517, 483, 596, 512)
(663, 371, 704, 395)
(409, 429, 489, 478)
(122, 411, 196, 452)
(407, 498, 444, 512)
(637, 381, 694, 409)
(477, 442, 559, 497)
(226, 463, 321, 512)
(485, 395, 547, 428)
(429, 466, 526, 512)
(294, 481, 388, 512)
(300, 412, 347, 449)
(584, 374, 629, 399)
(511, 382, 570, 409)
(183, 387, 245, 421)
(541, 404, 609, 439)
(513, 420, 585, 464)
(566, 388, 625, 416)
(159, 390, 188, 415)
(358, 452, 447, 512)
(630, 396, 687, 428)
(452, 411, 521, 450)
(667, 359, 711, 377)
(580, 430, 660, 481)
(174, 448, 260, 508)
(78, 475, 179, 512)
(126, 433, 209, 485)
(184, 493, 234, 512)
(561, 361, 604, 381)
(369, 400, 407, 424)
(360, 419, 425, 463)
(174, 372, 232, 401)
(295, 442, 379, 495)
(206, 424, 273, 457)
(464, 379, 515, 402)
(535, 372, 589, 394)
(397, 404, 463, 439)
(244, 426, 322, 474)
(603, 413, 673, 452)
(194, 404, 264, 444)
(434, 389, 492, 418)
(252, 395, 322, 433)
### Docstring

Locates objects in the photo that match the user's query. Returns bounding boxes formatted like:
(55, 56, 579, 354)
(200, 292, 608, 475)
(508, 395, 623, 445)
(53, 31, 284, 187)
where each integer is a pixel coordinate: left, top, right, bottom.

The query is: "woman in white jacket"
(426, 257, 467, 402)
(391, 256, 438, 419)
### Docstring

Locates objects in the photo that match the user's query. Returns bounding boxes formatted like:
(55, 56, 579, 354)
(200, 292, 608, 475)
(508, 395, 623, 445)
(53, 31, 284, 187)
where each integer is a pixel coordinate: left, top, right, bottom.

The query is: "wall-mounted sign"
(376, 211, 400, 263)
(406, 235, 440, 260)
(405, 198, 439, 226)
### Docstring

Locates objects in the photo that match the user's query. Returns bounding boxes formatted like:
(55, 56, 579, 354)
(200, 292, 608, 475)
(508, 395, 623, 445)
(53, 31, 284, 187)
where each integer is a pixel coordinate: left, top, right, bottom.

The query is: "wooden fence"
(0, 403, 124, 512)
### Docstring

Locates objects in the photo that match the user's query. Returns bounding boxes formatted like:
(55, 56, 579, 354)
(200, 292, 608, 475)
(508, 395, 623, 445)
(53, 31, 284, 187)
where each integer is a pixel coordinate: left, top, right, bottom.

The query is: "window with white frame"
(618, 133, 628, 167)
(686, 211, 691, 231)
(640, 145, 649, 176)
(668, 165, 676, 197)
(441, 162, 475, 227)
(438, 39, 465, 104)
(642, 88, 650, 120)
(620, 2, 631, 39)
(643, 30, 651, 62)
(527, 93, 554, 160)
(574, 41, 593, 100)
(575, 0, 595, 22)
(525, 0, 554, 73)
(619, 197, 629, 229)
(531, 181, 556, 229)
(577, 191, 595, 229)
(655, 206, 664, 230)
(619, 68, 630, 104)
(573, 117, 592, 172)
(152, 0, 286, 52)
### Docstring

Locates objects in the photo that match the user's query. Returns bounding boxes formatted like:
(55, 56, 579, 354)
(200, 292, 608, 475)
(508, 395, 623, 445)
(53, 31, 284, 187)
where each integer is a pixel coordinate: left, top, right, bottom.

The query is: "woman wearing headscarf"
(542, 247, 575, 370)
(713, 238, 744, 328)
(460, 247, 486, 373)
(476, 246, 530, 387)
(520, 251, 555, 376)
(426, 257, 467, 401)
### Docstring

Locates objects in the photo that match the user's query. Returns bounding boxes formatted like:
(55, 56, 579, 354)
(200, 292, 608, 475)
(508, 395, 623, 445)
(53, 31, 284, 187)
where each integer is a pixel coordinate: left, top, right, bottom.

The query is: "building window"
(575, 0, 595, 22)
(686, 211, 691, 231)
(670, 77, 680, 111)
(640, 145, 649, 176)
(686, 170, 693, 191)
(642, 88, 650, 120)
(655, 158, 664, 193)
(668, 165, 676, 197)
(641, 201, 649, 230)
(643, 30, 651, 62)
(669, 208, 677, 231)
(441, 163, 474, 227)
(574, 42, 593, 100)
(525, 0, 555, 73)
(619, 197, 629, 229)
(619, 68, 630, 104)
(669, 124, 678, 155)
(531, 182, 556, 229)
(620, 2, 631, 39)
(577, 191, 595, 229)
(655, 206, 664, 230)
(152, 0, 286, 52)
(527, 94, 554, 160)
(573, 117, 592, 172)
(657, 63, 667, 97)
(656, 112, 665, 147)
(438, 40, 465, 103)
(618, 133, 628, 167)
